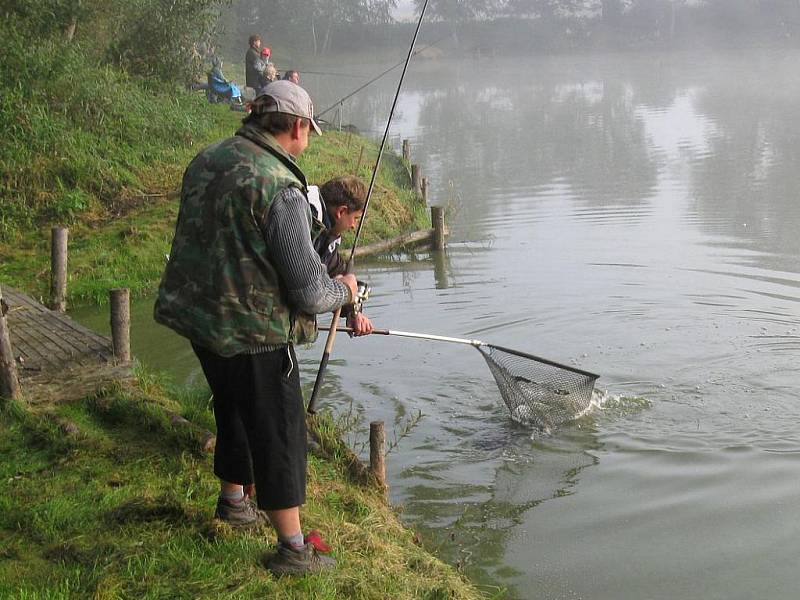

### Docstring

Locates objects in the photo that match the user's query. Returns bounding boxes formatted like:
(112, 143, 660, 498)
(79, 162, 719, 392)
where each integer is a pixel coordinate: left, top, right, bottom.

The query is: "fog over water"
(76, 48, 800, 599)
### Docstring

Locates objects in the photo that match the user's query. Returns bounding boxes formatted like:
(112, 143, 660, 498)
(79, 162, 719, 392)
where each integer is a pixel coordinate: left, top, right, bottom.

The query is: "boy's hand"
(347, 312, 374, 337)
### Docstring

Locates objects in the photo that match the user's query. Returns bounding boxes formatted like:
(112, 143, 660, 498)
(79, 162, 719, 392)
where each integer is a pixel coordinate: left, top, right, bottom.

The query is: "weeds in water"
(387, 409, 424, 455)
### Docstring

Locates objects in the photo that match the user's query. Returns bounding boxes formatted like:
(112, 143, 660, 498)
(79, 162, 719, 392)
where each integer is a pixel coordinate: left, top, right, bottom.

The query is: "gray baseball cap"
(255, 80, 322, 135)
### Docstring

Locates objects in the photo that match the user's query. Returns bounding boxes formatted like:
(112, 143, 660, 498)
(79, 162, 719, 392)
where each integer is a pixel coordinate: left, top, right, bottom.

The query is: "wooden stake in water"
(411, 164, 421, 197)
(370, 421, 387, 496)
(431, 206, 446, 251)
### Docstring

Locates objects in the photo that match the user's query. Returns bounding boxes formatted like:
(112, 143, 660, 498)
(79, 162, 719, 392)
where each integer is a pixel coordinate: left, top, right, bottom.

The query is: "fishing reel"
(352, 280, 371, 314)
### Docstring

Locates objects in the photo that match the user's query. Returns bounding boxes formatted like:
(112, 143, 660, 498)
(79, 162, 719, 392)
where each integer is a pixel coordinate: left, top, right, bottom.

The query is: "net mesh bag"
(478, 344, 599, 433)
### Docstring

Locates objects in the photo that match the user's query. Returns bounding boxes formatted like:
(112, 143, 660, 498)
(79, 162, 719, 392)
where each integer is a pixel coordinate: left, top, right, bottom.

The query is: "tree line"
(1, 0, 225, 82)
(221, 0, 397, 55)
(4, 0, 799, 83)
(220, 1, 800, 58)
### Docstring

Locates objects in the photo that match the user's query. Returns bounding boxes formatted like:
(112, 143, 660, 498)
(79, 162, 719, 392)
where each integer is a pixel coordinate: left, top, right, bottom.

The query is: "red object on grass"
(304, 530, 332, 553)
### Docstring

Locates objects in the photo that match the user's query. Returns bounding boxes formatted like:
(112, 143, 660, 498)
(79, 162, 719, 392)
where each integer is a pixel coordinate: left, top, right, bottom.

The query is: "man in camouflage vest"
(155, 80, 357, 575)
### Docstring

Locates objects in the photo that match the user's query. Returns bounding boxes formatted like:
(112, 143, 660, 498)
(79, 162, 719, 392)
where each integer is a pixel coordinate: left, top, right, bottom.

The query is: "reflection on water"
(74, 50, 800, 599)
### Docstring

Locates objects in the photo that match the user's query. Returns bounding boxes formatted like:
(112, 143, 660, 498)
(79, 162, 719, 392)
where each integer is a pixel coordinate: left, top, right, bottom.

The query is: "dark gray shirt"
(262, 187, 351, 315)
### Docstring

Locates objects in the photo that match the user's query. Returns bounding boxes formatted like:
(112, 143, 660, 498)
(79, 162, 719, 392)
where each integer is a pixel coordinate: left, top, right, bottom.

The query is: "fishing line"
(307, 0, 431, 415)
(316, 31, 451, 119)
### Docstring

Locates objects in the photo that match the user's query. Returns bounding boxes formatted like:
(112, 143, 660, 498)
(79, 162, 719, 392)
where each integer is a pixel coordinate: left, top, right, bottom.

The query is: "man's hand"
(347, 312, 374, 337)
(335, 273, 358, 303)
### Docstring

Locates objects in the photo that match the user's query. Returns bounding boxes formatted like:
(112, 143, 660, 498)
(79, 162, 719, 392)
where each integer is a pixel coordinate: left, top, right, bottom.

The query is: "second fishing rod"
(307, 0, 430, 415)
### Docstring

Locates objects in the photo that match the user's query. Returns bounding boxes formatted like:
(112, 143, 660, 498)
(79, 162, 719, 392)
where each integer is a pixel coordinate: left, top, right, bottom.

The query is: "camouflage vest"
(154, 124, 319, 356)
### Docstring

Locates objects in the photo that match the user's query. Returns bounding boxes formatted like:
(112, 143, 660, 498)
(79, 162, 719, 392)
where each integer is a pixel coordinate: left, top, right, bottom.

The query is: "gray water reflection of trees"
(404, 61, 661, 228)
(325, 52, 800, 278)
(687, 53, 800, 275)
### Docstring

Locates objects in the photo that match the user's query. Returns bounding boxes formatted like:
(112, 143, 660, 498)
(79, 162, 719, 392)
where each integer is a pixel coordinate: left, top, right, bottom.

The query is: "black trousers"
(192, 344, 307, 511)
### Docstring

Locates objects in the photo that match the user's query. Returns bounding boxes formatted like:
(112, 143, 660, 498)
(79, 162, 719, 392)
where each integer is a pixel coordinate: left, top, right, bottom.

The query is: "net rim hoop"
(483, 343, 600, 381)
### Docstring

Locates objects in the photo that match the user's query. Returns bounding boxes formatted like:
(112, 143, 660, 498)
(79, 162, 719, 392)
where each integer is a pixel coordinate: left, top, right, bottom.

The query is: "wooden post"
(355, 145, 365, 177)
(0, 286, 22, 400)
(110, 288, 131, 363)
(402, 139, 410, 162)
(411, 164, 421, 197)
(431, 206, 446, 251)
(49, 227, 68, 312)
(421, 177, 428, 205)
(369, 421, 386, 494)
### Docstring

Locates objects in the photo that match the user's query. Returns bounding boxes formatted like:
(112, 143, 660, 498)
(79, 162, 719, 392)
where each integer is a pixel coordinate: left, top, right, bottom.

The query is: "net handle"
(319, 326, 599, 379)
(320, 326, 484, 347)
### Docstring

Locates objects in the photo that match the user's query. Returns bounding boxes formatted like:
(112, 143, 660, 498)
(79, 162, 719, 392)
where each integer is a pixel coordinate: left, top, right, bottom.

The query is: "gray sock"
(279, 531, 305, 549)
(221, 488, 244, 503)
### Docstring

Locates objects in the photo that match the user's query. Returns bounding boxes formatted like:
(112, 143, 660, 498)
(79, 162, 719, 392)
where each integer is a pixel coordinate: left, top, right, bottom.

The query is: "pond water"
(74, 50, 800, 599)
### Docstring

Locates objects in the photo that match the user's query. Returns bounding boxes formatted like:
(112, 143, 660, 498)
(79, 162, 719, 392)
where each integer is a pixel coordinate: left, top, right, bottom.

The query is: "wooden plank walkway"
(3, 287, 132, 405)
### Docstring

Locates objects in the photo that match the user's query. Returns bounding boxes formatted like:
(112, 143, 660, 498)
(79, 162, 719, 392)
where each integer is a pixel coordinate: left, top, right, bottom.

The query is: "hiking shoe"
(304, 530, 332, 554)
(263, 542, 336, 576)
(214, 494, 267, 528)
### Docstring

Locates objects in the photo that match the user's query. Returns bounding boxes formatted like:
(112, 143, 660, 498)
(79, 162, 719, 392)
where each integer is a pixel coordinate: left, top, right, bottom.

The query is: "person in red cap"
(256, 48, 276, 90)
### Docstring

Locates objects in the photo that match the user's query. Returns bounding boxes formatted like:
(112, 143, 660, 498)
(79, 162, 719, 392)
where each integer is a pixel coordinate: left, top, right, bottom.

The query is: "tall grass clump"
(0, 7, 232, 244)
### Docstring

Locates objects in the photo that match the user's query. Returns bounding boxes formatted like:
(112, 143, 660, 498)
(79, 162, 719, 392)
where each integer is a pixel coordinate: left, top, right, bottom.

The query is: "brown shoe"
(263, 542, 336, 576)
(214, 494, 267, 528)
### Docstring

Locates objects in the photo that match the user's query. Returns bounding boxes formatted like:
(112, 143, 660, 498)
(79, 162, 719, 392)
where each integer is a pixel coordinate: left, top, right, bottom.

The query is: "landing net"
(478, 344, 599, 434)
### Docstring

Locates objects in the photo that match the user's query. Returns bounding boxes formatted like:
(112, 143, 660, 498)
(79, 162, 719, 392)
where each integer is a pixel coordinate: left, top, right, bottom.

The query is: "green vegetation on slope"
(0, 36, 234, 243)
(0, 125, 427, 305)
(0, 3, 430, 306)
(0, 376, 482, 599)
(0, 0, 229, 242)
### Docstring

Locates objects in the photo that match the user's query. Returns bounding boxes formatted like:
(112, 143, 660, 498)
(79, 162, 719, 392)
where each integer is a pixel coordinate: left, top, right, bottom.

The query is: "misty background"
(215, 0, 800, 60)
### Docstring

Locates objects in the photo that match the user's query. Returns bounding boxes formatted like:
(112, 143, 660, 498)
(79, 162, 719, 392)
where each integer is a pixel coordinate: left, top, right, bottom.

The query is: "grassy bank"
(0, 374, 483, 599)
(0, 107, 427, 306)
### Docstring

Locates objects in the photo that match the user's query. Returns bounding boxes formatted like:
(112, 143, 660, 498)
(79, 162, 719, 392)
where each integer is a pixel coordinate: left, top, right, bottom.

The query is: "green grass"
(0, 378, 483, 599)
(0, 128, 428, 305)
(0, 32, 236, 242)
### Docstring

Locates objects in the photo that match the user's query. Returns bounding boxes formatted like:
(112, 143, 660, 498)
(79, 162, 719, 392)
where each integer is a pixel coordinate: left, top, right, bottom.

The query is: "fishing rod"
(307, 0, 430, 415)
(316, 31, 449, 119)
(286, 69, 366, 78)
